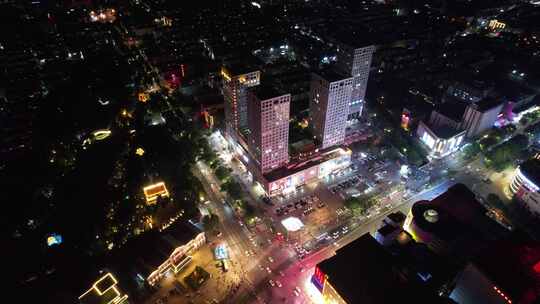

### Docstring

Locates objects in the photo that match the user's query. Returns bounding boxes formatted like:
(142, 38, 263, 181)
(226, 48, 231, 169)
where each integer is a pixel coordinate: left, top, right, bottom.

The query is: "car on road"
(269, 280, 275, 287)
(276, 280, 282, 288)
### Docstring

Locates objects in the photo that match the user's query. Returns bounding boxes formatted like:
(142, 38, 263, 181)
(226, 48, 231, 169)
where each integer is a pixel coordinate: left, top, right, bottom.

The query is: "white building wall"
(310, 73, 353, 149)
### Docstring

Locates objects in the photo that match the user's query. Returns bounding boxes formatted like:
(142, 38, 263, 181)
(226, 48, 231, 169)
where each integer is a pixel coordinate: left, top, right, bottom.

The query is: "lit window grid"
(259, 96, 290, 172)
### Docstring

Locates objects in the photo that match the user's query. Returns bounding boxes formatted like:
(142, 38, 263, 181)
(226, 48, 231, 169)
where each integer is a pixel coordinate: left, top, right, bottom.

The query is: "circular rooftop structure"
(423, 209, 439, 223)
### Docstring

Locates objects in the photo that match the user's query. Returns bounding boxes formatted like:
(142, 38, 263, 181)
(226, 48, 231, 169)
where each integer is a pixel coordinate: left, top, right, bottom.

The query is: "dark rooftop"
(253, 83, 287, 101)
(474, 96, 504, 112)
(110, 221, 202, 277)
(377, 223, 399, 237)
(432, 125, 465, 139)
(223, 56, 261, 76)
(333, 29, 377, 48)
(313, 68, 351, 83)
(387, 211, 407, 225)
(472, 231, 540, 304)
(423, 120, 465, 139)
(317, 234, 453, 304)
(410, 183, 509, 257)
(520, 158, 540, 188)
(435, 98, 468, 122)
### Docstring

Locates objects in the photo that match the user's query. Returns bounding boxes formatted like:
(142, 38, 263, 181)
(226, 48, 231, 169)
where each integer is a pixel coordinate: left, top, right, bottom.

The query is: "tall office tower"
(247, 86, 290, 173)
(310, 70, 353, 149)
(336, 44, 375, 118)
(221, 65, 260, 137)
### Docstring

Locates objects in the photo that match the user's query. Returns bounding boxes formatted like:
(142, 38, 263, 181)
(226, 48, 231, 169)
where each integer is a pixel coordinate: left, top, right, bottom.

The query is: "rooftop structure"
(451, 232, 540, 304)
(404, 183, 509, 258)
(111, 221, 205, 286)
(312, 233, 454, 304)
(143, 182, 170, 205)
(79, 272, 128, 304)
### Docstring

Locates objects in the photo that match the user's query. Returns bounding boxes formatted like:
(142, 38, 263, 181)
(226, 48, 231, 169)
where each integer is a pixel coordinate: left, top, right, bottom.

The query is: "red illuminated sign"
(311, 266, 326, 292)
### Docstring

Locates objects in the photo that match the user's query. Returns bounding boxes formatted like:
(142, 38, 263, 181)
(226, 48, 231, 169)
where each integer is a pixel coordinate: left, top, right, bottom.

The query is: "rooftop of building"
(520, 158, 540, 187)
(313, 68, 351, 83)
(387, 211, 407, 224)
(252, 83, 287, 101)
(474, 96, 504, 112)
(422, 120, 464, 140)
(377, 223, 399, 237)
(409, 183, 509, 256)
(333, 29, 377, 48)
(110, 221, 203, 277)
(222, 56, 261, 76)
(435, 98, 468, 122)
(317, 233, 455, 304)
(471, 231, 540, 304)
(263, 146, 351, 182)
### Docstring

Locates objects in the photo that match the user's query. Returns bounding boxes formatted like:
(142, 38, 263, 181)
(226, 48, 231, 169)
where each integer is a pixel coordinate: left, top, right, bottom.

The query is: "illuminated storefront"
(311, 266, 348, 304)
(265, 147, 351, 196)
(417, 121, 465, 159)
(147, 231, 206, 285)
(510, 158, 540, 216)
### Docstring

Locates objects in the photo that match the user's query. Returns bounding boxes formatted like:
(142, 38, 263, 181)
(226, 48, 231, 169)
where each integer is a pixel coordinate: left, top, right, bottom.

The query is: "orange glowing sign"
(138, 93, 149, 103)
(143, 182, 169, 205)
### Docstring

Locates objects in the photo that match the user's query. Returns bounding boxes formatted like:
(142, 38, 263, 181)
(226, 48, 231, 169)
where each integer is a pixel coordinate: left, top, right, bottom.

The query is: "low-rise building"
(404, 184, 509, 258)
(311, 233, 455, 304)
(112, 221, 205, 286)
(79, 272, 129, 304)
(417, 120, 466, 159)
(262, 146, 351, 196)
(461, 97, 505, 138)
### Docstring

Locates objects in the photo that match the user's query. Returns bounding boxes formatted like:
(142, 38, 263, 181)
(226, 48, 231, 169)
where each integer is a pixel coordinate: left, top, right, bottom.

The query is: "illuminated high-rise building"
(336, 44, 375, 118)
(309, 70, 353, 149)
(221, 64, 260, 137)
(247, 86, 290, 173)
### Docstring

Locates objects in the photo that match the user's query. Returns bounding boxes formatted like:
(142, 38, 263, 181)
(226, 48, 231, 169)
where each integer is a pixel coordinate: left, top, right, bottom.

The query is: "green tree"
(202, 213, 219, 231)
(344, 196, 376, 214)
(485, 134, 528, 171)
(344, 197, 361, 210)
(214, 165, 231, 181)
(221, 179, 243, 200)
(462, 142, 481, 159)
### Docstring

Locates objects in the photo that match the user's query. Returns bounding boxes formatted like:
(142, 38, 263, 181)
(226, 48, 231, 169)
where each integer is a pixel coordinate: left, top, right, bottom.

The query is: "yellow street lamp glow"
(92, 129, 112, 141)
(135, 147, 145, 156)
